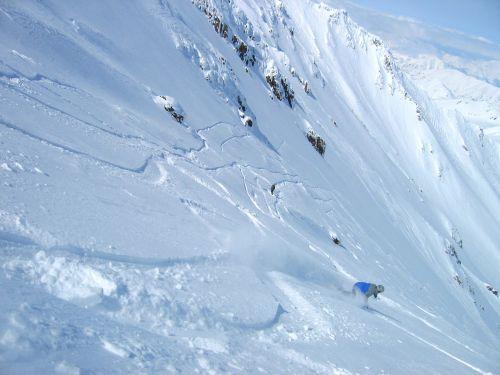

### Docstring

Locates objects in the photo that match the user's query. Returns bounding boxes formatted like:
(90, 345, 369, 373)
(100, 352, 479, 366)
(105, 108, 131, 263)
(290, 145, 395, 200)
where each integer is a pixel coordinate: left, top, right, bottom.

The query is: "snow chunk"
(1, 163, 12, 172)
(193, 337, 227, 353)
(55, 361, 80, 375)
(15, 251, 117, 304)
(101, 339, 129, 358)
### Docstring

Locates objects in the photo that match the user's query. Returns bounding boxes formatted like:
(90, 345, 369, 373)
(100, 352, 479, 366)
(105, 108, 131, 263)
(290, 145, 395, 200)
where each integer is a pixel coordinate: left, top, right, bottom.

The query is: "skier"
(352, 281, 384, 305)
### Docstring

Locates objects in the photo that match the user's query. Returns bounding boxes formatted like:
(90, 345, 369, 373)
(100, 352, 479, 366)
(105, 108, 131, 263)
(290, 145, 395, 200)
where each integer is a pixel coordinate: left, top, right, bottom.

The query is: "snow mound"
(6, 251, 116, 305)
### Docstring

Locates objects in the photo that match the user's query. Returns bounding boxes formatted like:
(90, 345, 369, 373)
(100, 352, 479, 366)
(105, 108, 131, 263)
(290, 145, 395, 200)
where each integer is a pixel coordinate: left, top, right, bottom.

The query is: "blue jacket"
(354, 282, 371, 294)
(353, 282, 379, 298)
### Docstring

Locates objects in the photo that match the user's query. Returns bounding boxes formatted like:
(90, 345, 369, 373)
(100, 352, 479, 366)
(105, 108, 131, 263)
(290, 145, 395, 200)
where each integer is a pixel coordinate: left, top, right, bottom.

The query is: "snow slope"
(325, 0, 500, 189)
(0, 0, 499, 373)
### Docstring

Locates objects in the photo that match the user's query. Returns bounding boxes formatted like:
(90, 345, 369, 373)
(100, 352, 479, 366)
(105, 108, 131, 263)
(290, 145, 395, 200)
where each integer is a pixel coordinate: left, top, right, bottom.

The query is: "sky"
(349, 0, 500, 45)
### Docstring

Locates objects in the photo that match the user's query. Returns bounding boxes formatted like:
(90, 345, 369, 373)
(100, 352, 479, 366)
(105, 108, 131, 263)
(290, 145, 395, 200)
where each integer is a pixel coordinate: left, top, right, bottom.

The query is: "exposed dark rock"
(416, 106, 423, 121)
(304, 81, 310, 94)
(158, 96, 184, 124)
(486, 285, 499, 297)
(238, 42, 248, 60)
(195, 3, 256, 66)
(445, 243, 461, 265)
(212, 16, 229, 38)
(266, 75, 282, 101)
(237, 96, 246, 112)
(384, 56, 391, 71)
(265, 73, 294, 107)
(165, 105, 184, 123)
(306, 130, 326, 156)
(237, 96, 254, 127)
(451, 227, 463, 248)
(281, 78, 294, 107)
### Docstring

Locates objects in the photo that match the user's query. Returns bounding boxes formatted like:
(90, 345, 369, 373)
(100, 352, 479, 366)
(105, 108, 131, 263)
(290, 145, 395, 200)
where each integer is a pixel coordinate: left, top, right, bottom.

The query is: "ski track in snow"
(381, 318, 488, 374)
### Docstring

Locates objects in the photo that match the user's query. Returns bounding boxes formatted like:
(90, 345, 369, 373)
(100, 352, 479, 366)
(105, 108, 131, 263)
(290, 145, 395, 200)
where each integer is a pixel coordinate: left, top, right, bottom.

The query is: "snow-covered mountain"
(0, 1, 499, 373)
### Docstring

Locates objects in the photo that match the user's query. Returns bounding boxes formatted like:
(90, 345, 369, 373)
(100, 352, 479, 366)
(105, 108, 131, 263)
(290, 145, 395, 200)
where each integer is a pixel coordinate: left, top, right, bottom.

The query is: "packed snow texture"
(0, 0, 499, 373)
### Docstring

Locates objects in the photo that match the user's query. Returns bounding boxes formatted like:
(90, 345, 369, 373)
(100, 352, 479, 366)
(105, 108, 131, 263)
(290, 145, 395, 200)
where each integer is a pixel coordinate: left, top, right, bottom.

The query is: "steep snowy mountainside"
(326, 0, 500, 84)
(1, 0, 499, 373)
(325, 0, 500, 171)
(396, 52, 500, 151)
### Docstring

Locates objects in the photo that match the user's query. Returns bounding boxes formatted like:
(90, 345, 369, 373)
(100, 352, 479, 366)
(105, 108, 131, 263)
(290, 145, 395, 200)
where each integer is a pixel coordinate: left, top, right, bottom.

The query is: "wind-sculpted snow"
(0, 0, 499, 373)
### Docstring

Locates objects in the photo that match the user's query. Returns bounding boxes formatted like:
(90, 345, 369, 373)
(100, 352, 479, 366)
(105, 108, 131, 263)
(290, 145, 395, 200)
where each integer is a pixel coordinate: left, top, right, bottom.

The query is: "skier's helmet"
(377, 285, 385, 293)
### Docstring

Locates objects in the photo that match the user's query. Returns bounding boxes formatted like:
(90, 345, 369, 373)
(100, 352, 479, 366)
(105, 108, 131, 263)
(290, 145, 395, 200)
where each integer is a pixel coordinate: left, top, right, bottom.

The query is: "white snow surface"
(0, 0, 499, 373)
